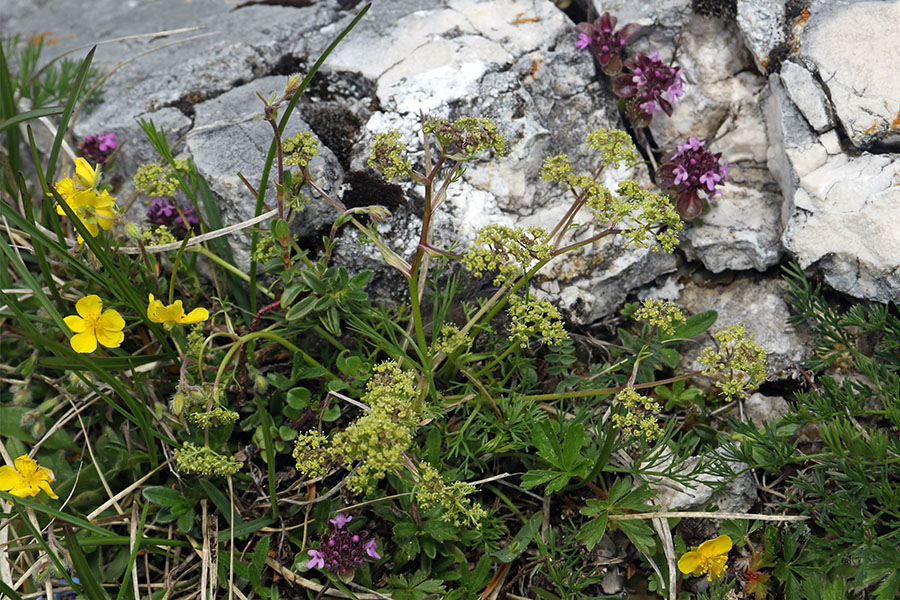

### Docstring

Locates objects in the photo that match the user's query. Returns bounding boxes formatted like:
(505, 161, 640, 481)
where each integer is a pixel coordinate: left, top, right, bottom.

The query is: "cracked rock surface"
(5, 0, 900, 315)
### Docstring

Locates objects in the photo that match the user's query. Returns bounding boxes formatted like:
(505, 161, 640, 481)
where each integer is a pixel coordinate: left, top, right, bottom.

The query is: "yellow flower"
(0, 455, 58, 499)
(53, 158, 116, 243)
(147, 294, 209, 328)
(56, 189, 117, 242)
(64, 295, 126, 353)
(74, 157, 100, 189)
(678, 534, 733, 581)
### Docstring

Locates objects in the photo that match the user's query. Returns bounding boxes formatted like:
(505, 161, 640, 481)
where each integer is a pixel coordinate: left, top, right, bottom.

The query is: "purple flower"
(613, 52, 685, 126)
(363, 539, 380, 559)
(330, 513, 352, 528)
(306, 513, 380, 582)
(575, 12, 642, 76)
(306, 549, 325, 569)
(146, 197, 200, 237)
(79, 132, 117, 165)
(656, 136, 729, 219)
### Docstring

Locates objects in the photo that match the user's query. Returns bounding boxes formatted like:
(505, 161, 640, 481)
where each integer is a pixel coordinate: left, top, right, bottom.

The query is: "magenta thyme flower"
(656, 136, 729, 219)
(79, 132, 117, 165)
(146, 197, 200, 237)
(575, 12, 641, 76)
(613, 51, 685, 126)
(306, 514, 380, 582)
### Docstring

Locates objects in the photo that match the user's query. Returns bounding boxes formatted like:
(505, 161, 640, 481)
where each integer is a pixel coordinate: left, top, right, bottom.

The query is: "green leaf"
(423, 518, 457, 541)
(281, 283, 305, 307)
(198, 479, 245, 528)
(561, 422, 585, 468)
(659, 347, 680, 368)
(520, 469, 564, 491)
(618, 519, 656, 554)
(286, 387, 311, 409)
(874, 571, 900, 600)
(143, 486, 189, 509)
(671, 310, 718, 340)
(577, 513, 608, 550)
(491, 512, 542, 563)
(250, 536, 271, 582)
(285, 295, 318, 320)
(177, 510, 195, 534)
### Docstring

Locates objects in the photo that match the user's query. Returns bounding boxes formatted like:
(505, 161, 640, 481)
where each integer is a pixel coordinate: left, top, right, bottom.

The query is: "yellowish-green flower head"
(0, 454, 57, 499)
(64, 295, 125, 354)
(699, 324, 767, 400)
(634, 299, 685, 335)
(678, 534, 732, 581)
(612, 387, 662, 441)
(147, 294, 209, 329)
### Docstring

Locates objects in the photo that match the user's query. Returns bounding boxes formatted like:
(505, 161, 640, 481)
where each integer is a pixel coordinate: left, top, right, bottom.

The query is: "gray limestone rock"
(646, 450, 756, 513)
(677, 276, 811, 377)
(735, 0, 787, 72)
(801, 1, 900, 150)
(767, 74, 900, 304)
(779, 60, 833, 134)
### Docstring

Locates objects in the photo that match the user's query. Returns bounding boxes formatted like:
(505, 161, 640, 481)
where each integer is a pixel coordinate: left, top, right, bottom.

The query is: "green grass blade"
(0, 105, 62, 133)
(0, 41, 22, 195)
(16, 170, 63, 309)
(64, 523, 112, 600)
(45, 46, 95, 184)
(249, 2, 371, 314)
(115, 502, 149, 600)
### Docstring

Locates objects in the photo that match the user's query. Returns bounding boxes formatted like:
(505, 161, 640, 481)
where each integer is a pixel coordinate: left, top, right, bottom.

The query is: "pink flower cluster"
(79, 132, 117, 165)
(613, 51, 685, 125)
(656, 137, 729, 219)
(575, 12, 641, 76)
(306, 514, 380, 581)
(146, 197, 200, 237)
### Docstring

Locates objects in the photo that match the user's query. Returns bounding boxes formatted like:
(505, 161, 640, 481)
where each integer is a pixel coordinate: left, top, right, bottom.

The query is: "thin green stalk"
(213, 330, 338, 392)
(189, 245, 276, 299)
(256, 396, 279, 519)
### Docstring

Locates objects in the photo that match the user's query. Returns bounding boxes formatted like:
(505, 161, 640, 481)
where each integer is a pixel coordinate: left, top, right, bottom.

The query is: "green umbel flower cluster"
(292, 431, 330, 479)
(141, 225, 177, 246)
(433, 323, 473, 355)
(634, 299, 685, 335)
(368, 130, 411, 179)
(507, 295, 568, 349)
(415, 462, 487, 528)
(424, 116, 506, 160)
(293, 361, 424, 494)
(615, 180, 683, 253)
(175, 443, 242, 476)
(611, 387, 662, 441)
(251, 233, 280, 263)
(463, 225, 552, 287)
(188, 406, 239, 428)
(186, 324, 206, 361)
(699, 324, 767, 400)
(282, 131, 319, 167)
(133, 160, 188, 197)
(585, 128, 641, 169)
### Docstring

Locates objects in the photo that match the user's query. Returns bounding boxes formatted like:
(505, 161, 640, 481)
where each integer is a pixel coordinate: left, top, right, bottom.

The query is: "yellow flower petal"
(99, 308, 125, 332)
(698, 535, 733, 556)
(75, 295, 103, 319)
(96, 326, 124, 349)
(677, 550, 705, 576)
(70, 331, 98, 354)
(0, 465, 19, 491)
(74, 157, 99, 189)
(55, 178, 77, 204)
(38, 478, 58, 499)
(63, 315, 87, 333)
(180, 307, 209, 324)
